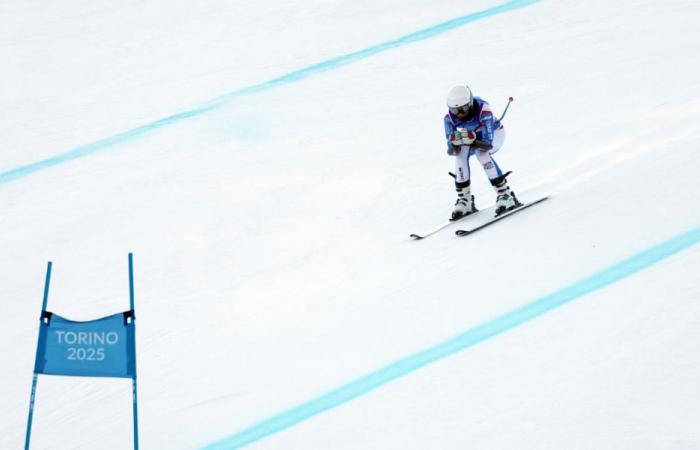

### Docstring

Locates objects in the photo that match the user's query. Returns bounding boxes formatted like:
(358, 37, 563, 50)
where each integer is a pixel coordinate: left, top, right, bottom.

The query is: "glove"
(450, 128, 476, 146)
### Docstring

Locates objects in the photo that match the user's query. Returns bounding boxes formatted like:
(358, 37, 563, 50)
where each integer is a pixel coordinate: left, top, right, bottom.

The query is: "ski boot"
(451, 181, 477, 220)
(491, 172, 522, 216)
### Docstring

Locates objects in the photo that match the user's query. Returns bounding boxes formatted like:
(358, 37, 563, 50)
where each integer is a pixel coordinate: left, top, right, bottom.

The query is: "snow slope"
(1, 0, 699, 449)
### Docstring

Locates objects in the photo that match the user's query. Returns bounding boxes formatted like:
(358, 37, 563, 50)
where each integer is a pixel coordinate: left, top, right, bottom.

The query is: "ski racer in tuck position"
(444, 85, 520, 220)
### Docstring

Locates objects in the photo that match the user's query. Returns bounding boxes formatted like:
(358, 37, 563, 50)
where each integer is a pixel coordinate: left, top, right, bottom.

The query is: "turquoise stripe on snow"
(0, 0, 540, 185)
(200, 226, 700, 449)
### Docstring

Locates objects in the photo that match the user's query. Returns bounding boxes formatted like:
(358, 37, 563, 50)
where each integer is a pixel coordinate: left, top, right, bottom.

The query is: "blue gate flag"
(25, 256, 140, 450)
(33, 311, 136, 378)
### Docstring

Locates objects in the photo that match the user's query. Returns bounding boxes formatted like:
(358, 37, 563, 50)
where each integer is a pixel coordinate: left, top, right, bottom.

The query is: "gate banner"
(33, 311, 136, 378)
(25, 255, 140, 450)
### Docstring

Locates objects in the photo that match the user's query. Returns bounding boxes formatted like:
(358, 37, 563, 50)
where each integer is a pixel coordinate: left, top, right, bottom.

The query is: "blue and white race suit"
(444, 96, 506, 184)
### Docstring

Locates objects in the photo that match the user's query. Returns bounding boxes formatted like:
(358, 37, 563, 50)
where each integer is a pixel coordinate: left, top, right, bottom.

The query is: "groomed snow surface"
(2, 0, 700, 449)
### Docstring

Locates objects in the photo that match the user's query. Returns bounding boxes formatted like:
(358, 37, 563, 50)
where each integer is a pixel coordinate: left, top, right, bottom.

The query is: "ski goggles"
(449, 105, 470, 115)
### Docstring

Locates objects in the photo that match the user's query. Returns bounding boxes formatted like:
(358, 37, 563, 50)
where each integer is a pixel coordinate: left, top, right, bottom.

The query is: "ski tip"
(409, 234, 424, 240)
(455, 229, 469, 236)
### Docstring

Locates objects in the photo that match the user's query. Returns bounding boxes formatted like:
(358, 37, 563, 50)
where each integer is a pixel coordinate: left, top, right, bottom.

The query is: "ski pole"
(473, 96, 513, 133)
(497, 97, 514, 122)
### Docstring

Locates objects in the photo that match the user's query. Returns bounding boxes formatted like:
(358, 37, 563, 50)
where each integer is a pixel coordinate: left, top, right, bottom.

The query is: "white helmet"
(446, 85, 473, 114)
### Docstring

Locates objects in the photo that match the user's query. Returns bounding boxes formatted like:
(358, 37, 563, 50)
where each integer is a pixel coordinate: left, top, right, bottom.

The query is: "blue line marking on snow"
(200, 226, 700, 449)
(0, 0, 539, 185)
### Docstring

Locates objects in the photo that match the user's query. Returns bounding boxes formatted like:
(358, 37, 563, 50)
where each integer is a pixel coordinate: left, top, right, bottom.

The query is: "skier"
(444, 85, 520, 219)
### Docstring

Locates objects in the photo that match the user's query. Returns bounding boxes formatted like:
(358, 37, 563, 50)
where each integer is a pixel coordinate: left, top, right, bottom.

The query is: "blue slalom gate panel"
(34, 311, 136, 379)
(25, 255, 140, 450)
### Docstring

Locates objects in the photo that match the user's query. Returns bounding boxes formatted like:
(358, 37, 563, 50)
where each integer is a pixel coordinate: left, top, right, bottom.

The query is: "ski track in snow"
(526, 109, 700, 196)
(0, 0, 539, 186)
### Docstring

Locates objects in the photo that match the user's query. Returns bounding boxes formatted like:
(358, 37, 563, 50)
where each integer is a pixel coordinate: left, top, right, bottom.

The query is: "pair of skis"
(409, 195, 550, 240)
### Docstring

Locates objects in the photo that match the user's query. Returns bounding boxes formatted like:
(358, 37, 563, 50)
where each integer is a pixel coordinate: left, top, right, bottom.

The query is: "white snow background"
(2, 0, 700, 449)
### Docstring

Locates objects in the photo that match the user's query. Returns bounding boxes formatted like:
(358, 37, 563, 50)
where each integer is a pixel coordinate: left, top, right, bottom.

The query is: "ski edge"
(455, 195, 551, 237)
